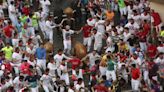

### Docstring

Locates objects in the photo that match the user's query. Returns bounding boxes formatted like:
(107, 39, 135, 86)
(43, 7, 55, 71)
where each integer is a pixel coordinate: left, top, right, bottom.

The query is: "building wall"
(150, 1, 164, 22)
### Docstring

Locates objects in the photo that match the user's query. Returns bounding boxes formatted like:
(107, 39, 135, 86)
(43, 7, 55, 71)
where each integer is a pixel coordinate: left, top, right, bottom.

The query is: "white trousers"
(119, 7, 127, 16)
(61, 73, 70, 85)
(63, 40, 71, 55)
(131, 79, 140, 91)
(39, 21, 46, 37)
(106, 70, 116, 81)
(143, 70, 149, 82)
(9, 15, 18, 26)
(139, 42, 147, 52)
(46, 31, 53, 43)
(63, 40, 71, 50)
(94, 43, 102, 52)
(99, 66, 107, 76)
(83, 37, 92, 52)
(30, 86, 39, 92)
(37, 59, 46, 71)
(27, 27, 35, 37)
(42, 84, 54, 92)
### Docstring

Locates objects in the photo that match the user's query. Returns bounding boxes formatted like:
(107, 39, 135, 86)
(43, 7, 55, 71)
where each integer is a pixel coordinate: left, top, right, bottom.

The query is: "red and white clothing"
(81, 25, 93, 52)
(3, 25, 15, 38)
(68, 58, 82, 78)
(151, 12, 163, 32)
(20, 62, 31, 76)
(131, 68, 140, 91)
(147, 44, 157, 59)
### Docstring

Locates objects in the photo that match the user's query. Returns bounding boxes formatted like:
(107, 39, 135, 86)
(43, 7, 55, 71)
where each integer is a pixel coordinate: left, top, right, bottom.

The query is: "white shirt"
(131, 57, 142, 66)
(12, 52, 22, 63)
(62, 29, 74, 40)
(127, 6, 133, 19)
(75, 82, 85, 91)
(13, 76, 24, 90)
(0, 5, 4, 18)
(155, 57, 164, 64)
(59, 64, 67, 73)
(116, 26, 123, 34)
(106, 24, 112, 31)
(47, 62, 57, 76)
(132, 14, 141, 25)
(12, 38, 19, 47)
(95, 20, 105, 34)
(8, 4, 16, 17)
(40, 74, 52, 85)
(123, 32, 132, 42)
(125, 22, 139, 34)
(141, 13, 151, 22)
(32, 35, 43, 47)
(26, 47, 36, 55)
(40, 0, 51, 13)
(105, 45, 115, 53)
(45, 20, 56, 31)
(68, 88, 75, 92)
(106, 36, 113, 46)
(54, 54, 71, 67)
(157, 46, 164, 53)
(94, 32, 103, 44)
(87, 53, 100, 66)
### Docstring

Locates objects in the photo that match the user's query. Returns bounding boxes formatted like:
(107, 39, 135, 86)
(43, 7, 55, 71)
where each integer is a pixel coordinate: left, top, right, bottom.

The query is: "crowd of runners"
(0, 0, 163, 92)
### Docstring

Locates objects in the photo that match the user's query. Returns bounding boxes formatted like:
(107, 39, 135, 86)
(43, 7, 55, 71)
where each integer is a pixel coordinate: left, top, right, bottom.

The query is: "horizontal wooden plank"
(149, 0, 164, 4)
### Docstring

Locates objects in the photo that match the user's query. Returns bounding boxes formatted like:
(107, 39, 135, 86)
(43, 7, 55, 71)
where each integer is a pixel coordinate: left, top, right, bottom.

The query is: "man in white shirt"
(60, 61, 70, 85)
(54, 49, 71, 76)
(27, 14, 35, 38)
(11, 47, 22, 75)
(95, 20, 106, 34)
(45, 16, 57, 43)
(141, 10, 151, 22)
(47, 58, 57, 77)
(131, 10, 141, 26)
(68, 83, 75, 92)
(36, 9, 47, 38)
(40, 69, 54, 92)
(75, 78, 85, 92)
(155, 53, 164, 64)
(13, 76, 24, 92)
(61, 25, 78, 55)
(82, 50, 101, 68)
(92, 28, 104, 53)
(125, 19, 139, 34)
(39, 0, 51, 19)
(130, 54, 142, 68)
(8, 1, 18, 26)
